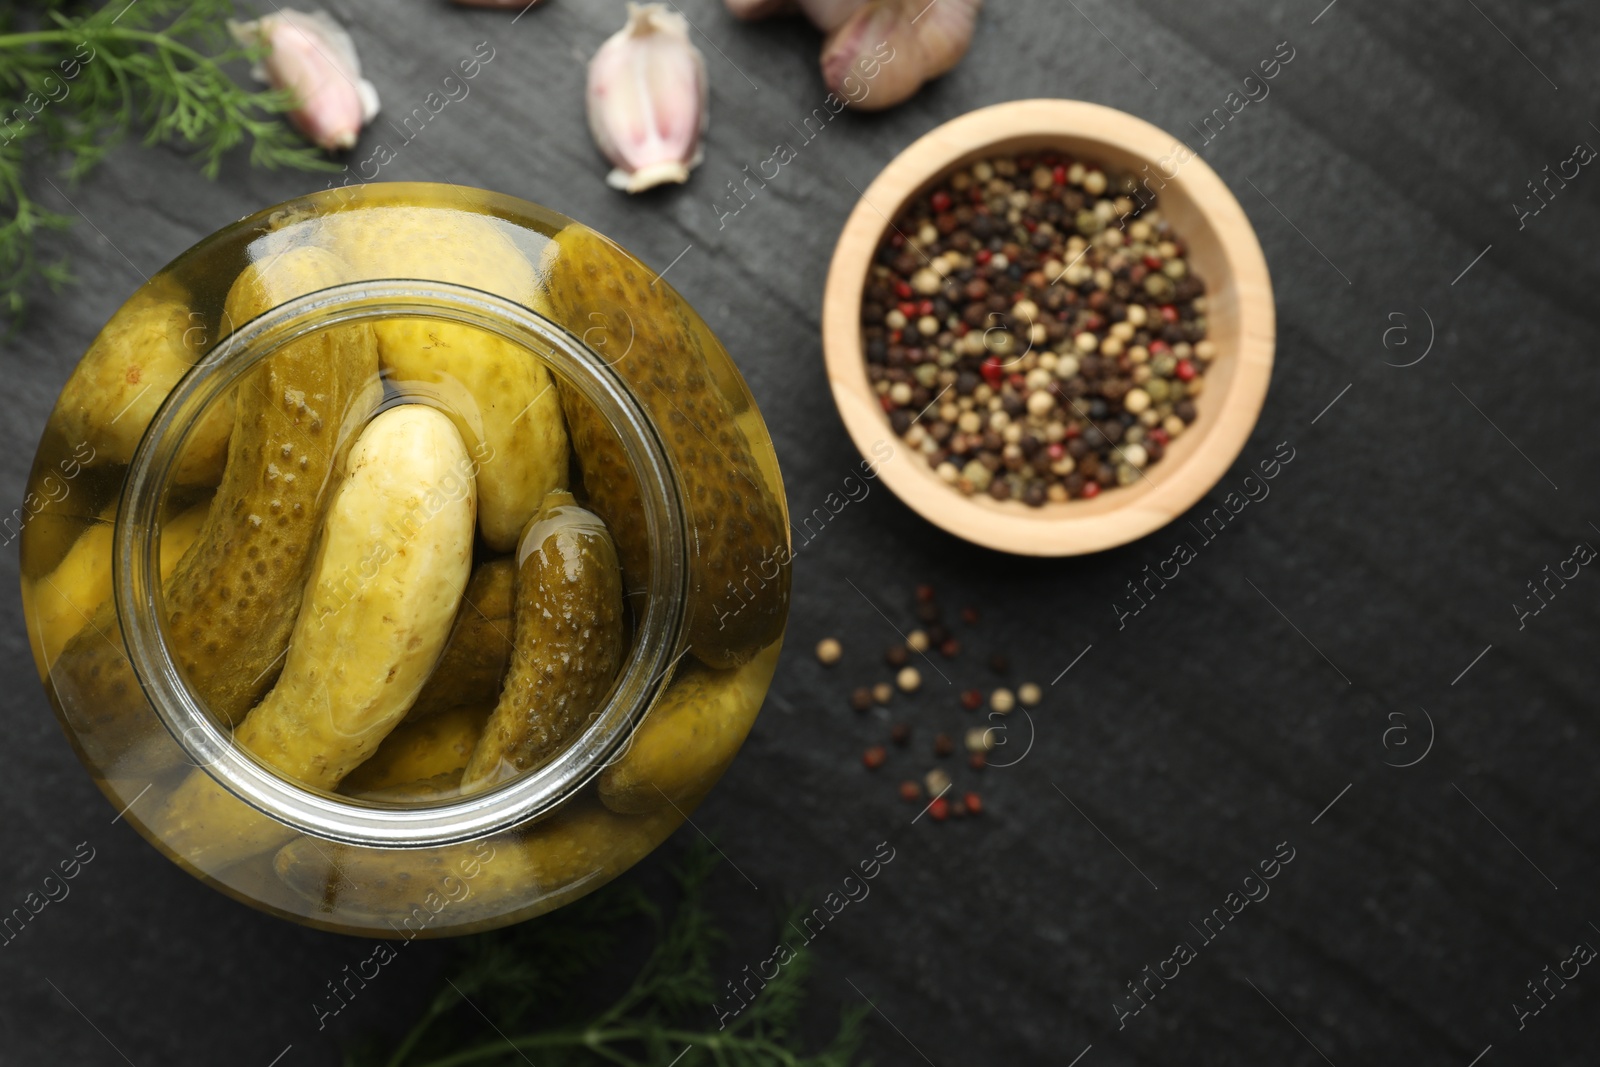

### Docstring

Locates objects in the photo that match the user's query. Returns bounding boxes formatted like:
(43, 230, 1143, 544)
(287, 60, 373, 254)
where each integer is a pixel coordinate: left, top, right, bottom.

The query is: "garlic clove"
(587, 3, 709, 194)
(229, 9, 379, 152)
(820, 0, 980, 111)
(820, 1, 920, 110)
(914, 0, 982, 77)
(723, 0, 801, 19)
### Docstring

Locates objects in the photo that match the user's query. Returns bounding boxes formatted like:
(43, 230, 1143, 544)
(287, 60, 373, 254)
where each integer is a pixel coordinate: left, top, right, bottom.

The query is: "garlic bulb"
(820, 0, 981, 110)
(587, 3, 709, 194)
(912, 0, 983, 77)
(228, 9, 379, 152)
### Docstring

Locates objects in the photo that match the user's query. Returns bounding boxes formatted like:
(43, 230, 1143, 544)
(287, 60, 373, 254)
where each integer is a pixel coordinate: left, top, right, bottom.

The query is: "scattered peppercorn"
(990, 688, 1016, 714)
(815, 637, 842, 665)
(924, 768, 952, 796)
(916, 584, 936, 603)
(960, 688, 983, 711)
(1018, 682, 1042, 707)
(896, 666, 922, 692)
(850, 687, 874, 712)
(939, 638, 960, 658)
(872, 682, 894, 705)
(928, 796, 950, 821)
(949, 799, 969, 818)
(862, 154, 1213, 506)
(907, 630, 931, 653)
(964, 791, 984, 815)
(968, 752, 987, 771)
(960, 607, 979, 625)
(862, 745, 887, 770)
(890, 722, 911, 747)
(899, 780, 922, 802)
(885, 644, 910, 668)
(934, 732, 954, 757)
(917, 601, 941, 624)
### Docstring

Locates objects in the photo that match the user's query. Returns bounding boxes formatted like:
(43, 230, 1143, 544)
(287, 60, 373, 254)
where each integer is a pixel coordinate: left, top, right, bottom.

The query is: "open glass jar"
(19, 183, 791, 936)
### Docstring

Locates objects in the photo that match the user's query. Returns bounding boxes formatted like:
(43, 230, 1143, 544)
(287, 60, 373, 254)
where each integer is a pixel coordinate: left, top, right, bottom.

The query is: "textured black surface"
(4, 1, 1600, 1064)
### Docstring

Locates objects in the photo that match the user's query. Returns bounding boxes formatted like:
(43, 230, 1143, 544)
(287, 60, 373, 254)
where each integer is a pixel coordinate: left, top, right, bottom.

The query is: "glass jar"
(19, 183, 791, 936)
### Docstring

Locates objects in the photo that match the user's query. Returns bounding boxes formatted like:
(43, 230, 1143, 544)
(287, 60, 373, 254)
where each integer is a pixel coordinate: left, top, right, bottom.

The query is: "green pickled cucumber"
(49, 247, 380, 773)
(531, 224, 790, 670)
(405, 558, 514, 722)
(461, 492, 625, 788)
(164, 246, 384, 723)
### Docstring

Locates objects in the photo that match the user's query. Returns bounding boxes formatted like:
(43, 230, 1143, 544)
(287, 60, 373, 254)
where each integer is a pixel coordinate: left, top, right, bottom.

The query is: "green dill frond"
(359, 839, 870, 1067)
(0, 0, 336, 322)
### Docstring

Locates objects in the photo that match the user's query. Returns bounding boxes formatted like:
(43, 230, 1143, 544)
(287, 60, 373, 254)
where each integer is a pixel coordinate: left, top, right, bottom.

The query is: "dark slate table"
(5, 1, 1599, 1064)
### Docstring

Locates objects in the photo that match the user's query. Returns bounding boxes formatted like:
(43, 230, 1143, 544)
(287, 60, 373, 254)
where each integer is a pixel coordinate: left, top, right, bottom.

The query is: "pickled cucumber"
(461, 492, 625, 788)
(272, 797, 692, 931)
(52, 276, 234, 486)
(532, 224, 790, 669)
(50, 247, 381, 772)
(317, 205, 569, 551)
(24, 494, 212, 677)
(406, 558, 514, 722)
(156, 405, 477, 868)
(598, 640, 780, 814)
(164, 246, 384, 723)
(343, 704, 489, 796)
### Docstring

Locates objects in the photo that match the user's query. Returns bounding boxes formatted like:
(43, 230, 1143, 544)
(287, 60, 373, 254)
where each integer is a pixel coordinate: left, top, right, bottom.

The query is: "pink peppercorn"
(1175, 360, 1196, 382)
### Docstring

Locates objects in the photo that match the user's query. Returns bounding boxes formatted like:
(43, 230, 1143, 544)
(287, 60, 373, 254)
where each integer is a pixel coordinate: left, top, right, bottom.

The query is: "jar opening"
(114, 280, 689, 848)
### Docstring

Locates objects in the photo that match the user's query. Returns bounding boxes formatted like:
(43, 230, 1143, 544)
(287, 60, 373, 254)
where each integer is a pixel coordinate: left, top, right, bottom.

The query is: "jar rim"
(113, 279, 689, 848)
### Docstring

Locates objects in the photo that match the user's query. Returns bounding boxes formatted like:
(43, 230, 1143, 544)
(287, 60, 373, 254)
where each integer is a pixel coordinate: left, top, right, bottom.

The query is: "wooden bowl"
(822, 99, 1275, 556)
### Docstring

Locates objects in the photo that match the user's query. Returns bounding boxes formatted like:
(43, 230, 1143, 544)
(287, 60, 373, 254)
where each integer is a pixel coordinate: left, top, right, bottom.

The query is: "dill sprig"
(0, 0, 338, 320)
(352, 843, 869, 1067)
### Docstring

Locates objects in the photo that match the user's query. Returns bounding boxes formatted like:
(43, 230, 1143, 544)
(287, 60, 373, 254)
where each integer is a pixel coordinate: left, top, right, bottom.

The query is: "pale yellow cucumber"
(598, 640, 780, 814)
(156, 404, 477, 869)
(272, 796, 692, 932)
(25, 494, 212, 677)
(319, 205, 569, 551)
(342, 704, 490, 797)
(53, 276, 234, 486)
